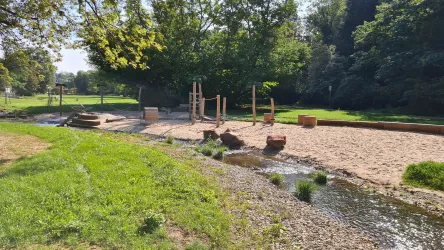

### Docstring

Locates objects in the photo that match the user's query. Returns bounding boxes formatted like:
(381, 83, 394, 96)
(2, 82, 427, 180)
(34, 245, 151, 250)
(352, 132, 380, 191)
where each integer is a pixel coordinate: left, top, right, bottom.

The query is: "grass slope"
(0, 122, 229, 249)
(403, 161, 444, 191)
(1, 95, 138, 114)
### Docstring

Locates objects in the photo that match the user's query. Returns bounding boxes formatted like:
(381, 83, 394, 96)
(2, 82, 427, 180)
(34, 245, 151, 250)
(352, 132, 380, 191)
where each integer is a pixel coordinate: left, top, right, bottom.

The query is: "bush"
(196, 140, 227, 159)
(311, 171, 328, 184)
(293, 180, 317, 202)
(164, 135, 174, 144)
(139, 210, 165, 234)
(402, 161, 444, 191)
(270, 173, 285, 186)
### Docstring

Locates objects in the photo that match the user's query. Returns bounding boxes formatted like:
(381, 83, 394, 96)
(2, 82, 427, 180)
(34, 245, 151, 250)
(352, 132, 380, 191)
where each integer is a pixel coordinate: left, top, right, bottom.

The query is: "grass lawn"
(0, 95, 138, 114)
(219, 105, 444, 125)
(403, 161, 444, 192)
(0, 122, 229, 249)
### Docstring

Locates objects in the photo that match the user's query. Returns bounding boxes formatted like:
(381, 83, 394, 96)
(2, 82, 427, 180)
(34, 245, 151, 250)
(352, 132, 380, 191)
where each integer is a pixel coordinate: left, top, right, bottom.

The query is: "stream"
(224, 151, 444, 250)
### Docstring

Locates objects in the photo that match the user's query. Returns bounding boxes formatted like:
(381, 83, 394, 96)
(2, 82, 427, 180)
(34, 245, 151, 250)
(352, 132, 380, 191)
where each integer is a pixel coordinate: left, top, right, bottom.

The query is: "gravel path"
(100, 119, 444, 187)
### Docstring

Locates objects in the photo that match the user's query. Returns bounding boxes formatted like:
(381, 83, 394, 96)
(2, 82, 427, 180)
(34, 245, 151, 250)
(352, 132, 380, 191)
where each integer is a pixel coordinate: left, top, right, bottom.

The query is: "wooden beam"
(198, 83, 202, 120)
(201, 97, 205, 122)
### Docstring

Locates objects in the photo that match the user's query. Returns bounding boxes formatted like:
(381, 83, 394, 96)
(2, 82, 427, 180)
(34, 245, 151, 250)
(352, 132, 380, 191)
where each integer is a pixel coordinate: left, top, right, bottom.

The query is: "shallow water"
(224, 151, 444, 250)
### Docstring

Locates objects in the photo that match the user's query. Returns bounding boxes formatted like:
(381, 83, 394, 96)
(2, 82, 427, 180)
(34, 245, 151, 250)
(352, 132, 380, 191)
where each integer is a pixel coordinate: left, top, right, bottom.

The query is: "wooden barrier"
(298, 114, 309, 125)
(303, 116, 317, 126)
(316, 119, 444, 135)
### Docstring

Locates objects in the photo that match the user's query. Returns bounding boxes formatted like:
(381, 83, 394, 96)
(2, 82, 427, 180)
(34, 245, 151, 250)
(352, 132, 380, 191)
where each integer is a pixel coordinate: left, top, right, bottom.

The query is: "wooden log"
(303, 116, 317, 127)
(201, 97, 205, 122)
(252, 85, 256, 125)
(298, 114, 309, 125)
(192, 82, 196, 124)
(223, 97, 226, 124)
(70, 118, 101, 127)
(216, 95, 220, 127)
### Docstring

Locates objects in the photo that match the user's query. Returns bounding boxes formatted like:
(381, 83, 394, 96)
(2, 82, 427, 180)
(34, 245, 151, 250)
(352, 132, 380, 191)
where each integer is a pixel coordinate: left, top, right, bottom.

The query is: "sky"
(54, 48, 92, 73)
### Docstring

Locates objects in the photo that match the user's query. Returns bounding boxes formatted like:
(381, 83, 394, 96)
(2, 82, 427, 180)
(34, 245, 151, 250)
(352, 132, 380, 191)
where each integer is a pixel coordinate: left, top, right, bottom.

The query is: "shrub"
(403, 161, 444, 191)
(139, 210, 165, 234)
(293, 180, 317, 202)
(269, 173, 285, 186)
(311, 171, 328, 184)
(213, 146, 227, 160)
(164, 135, 174, 144)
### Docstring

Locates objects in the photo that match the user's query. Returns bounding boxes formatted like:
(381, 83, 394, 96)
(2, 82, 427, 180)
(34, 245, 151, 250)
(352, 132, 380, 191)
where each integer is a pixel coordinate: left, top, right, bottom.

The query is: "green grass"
(0, 95, 138, 114)
(269, 173, 285, 187)
(310, 171, 328, 185)
(208, 105, 444, 125)
(293, 180, 317, 202)
(164, 135, 175, 144)
(0, 122, 229, 248)
(402, 161, 444, 191)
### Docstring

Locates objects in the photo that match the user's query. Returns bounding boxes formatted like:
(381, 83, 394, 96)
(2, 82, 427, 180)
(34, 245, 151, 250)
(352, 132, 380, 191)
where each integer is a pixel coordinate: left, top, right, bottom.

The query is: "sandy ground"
(99, 118, 444, 187)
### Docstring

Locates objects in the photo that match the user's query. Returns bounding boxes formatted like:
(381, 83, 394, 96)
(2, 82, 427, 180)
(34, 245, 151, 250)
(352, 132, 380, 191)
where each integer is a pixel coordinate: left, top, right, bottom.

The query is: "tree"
(0, 63, 12, 90)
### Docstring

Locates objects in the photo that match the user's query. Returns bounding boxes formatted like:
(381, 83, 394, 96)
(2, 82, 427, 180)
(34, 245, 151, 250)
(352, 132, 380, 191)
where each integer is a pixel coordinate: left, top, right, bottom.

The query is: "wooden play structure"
(188, 81, 226, 127)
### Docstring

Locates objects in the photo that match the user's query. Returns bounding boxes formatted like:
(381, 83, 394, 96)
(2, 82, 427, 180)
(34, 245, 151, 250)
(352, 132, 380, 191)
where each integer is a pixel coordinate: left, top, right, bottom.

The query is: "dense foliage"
(303, 0, 444, 114)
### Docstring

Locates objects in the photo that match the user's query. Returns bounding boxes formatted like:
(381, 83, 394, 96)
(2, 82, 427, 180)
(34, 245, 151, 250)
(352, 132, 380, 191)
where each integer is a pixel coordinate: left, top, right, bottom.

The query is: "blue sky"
(54, 48, 92, 73)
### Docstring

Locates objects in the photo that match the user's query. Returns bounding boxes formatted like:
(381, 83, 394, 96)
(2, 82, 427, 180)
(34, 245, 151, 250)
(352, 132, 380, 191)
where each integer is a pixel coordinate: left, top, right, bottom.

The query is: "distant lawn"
(0, 122, 229, 248)
(403, 161, 444, 192)
(218, 105, 444, 125)
(0, 95, 138, 114)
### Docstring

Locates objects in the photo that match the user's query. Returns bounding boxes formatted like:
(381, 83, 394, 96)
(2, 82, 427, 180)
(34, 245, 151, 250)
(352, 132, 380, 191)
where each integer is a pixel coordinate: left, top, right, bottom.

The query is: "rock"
(266, 135, 286, 149)
(220, 129, 245, 149)
(203, 129, 219, 140)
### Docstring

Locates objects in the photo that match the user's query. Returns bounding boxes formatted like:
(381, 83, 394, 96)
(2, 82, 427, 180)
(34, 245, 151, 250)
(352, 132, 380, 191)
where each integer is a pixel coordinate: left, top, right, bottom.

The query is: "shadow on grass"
(346, 111, 444, 125)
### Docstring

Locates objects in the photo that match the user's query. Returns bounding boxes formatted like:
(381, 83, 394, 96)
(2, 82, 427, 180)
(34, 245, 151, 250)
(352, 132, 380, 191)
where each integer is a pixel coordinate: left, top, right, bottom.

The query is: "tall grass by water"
(0, 122, 229, 248)
(293, 180, 317, 202)
(403, 161, 444, 191)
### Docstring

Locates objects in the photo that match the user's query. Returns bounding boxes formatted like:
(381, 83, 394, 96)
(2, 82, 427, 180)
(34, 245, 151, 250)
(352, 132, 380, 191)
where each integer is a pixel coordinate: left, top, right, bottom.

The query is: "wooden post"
(138, 86, 142, 112)
(216, 95, 220, 127)
(271, 98, 275, 119)
(59, 85, 63, 117)
(192, 82, 197, 124)
(223, 97, 226, 124)
(100, 85, 104, 113)
(198, 83, 202, 120)
(252, 85, 256, 125)
(189, 92, 191, 120)
(201, 97, 205, 122)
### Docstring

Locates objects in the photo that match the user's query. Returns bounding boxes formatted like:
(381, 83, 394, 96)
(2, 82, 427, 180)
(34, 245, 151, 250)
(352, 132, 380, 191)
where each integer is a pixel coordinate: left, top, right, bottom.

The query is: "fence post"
(223, 97, 226, 124)
(192, 82, 197, 124)
(201, 97, 205, 122)
(216, 95, 220, 127)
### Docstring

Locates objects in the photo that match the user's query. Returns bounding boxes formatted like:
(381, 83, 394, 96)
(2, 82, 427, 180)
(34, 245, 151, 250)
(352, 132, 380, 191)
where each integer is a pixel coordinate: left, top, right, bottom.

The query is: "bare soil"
(99, 118, 444, 215)
(0, 132, 51, 169)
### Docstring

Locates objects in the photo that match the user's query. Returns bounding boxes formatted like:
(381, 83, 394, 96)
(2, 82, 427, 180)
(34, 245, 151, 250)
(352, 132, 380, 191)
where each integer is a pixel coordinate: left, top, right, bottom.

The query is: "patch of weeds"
(402, 161, 444, 191)
(139, 210, 166, 234)
(293, 180, 317, 202)
(195, 140, 227, 159)
(185, 241, 209, 250)
(263, 223, 283, 239)
(269, 173, 285, 186)
(213, 146, 228, 160)
(257, 192, 264, 201)
(310, 171, 328, 184)
(164, 135, 175, 144)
